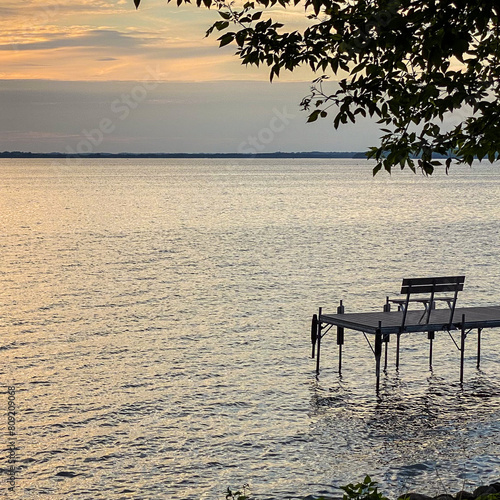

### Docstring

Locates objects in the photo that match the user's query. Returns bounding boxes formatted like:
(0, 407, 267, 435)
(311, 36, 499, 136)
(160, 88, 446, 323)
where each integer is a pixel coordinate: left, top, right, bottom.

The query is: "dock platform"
(312, 303, 500, 391)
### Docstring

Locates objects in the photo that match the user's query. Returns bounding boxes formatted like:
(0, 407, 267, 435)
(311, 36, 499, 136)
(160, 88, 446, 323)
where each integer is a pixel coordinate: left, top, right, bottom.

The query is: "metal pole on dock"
(337, 301, 345, 375)
(382, 300, 390, 373)
(316, 307, 322, 375)
(460, 314, 466, 383)
(396, 333, 401, 370)
(384, 297, 391, 312)
(428, 331, 435, 369)
(375, 322, 382, 393)
(383, 334, 389, 372)
(477, 328, 482, 369)
(311, 314, 318, 359)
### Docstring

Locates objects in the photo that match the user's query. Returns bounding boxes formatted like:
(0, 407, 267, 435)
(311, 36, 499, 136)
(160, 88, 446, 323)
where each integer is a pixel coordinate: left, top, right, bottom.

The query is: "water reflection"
(309, 371, 500, 497)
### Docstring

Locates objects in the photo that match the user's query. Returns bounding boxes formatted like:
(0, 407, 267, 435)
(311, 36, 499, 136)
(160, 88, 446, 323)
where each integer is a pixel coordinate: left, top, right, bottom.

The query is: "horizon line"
(0, 151, 370, 159)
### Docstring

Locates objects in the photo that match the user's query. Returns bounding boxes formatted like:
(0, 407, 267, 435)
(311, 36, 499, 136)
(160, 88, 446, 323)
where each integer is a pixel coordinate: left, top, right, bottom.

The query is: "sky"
(0, 0, 381, 153)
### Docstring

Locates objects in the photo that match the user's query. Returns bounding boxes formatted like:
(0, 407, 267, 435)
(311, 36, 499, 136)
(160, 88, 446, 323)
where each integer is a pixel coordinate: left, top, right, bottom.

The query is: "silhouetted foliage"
(135, 0, 500, 174)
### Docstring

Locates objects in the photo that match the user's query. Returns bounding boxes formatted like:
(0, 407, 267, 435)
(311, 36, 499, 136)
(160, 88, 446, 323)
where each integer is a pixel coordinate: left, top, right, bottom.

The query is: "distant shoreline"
(0, 151, 369, 159)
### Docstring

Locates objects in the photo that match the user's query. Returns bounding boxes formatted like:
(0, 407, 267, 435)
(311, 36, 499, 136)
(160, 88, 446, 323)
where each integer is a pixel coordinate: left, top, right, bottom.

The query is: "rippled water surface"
(1, 159, 499, 499)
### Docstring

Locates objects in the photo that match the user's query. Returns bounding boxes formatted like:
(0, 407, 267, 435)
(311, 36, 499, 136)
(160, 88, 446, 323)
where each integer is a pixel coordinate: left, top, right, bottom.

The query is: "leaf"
(312, 0, 322, 15)
(420, 160, 434, 176)
(307, 110, 321, 122)
(445, 157, 452, 174)
(351, 62, 365, 74)
(215, 21, 230, 31)
(452, 37, 469, 62)
(218, 33, 235, 47)
(236, 29, 248, 46)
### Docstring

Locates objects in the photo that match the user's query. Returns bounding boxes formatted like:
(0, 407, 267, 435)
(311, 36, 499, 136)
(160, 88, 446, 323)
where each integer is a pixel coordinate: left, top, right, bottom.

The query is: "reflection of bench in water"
(310, 276, 500, 392)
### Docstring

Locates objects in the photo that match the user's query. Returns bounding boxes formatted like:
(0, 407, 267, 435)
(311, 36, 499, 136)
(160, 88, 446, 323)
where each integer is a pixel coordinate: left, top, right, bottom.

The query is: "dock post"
(382, 300, 390, 373)
(477, 328, 482, 369)
(384, 297, 391, 312)
(428, 331, 435, 369)
(383, 334, 389, 372)
(375, 322, 383, 393)
(460, 314, 466, 383)
(337, 301, 345, 375)
(396, 333, 401, 370)
(311, 314, 318, 358)
(316, 307, 322, 375)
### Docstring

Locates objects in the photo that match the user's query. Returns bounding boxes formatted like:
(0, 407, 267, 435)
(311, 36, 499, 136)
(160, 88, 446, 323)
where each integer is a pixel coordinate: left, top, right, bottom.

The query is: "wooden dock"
(312, 303, 500, 391)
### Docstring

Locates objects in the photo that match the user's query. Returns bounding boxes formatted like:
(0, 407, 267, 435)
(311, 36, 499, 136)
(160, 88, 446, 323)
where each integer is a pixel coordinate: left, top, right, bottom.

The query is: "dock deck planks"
(320, 305, 500, 335)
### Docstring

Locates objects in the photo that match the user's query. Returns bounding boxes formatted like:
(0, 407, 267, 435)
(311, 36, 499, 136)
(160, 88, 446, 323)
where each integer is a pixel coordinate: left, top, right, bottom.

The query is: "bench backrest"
(400, 275, 465, 329)
(400, 276, 465, 295)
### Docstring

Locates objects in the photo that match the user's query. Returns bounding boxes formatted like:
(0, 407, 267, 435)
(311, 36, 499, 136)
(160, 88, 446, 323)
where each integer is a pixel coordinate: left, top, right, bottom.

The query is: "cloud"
(1, 28, 158, 51)
(1, 0, 130, 19)
(0, 0, 317, 81)
(0, 131, 80, 141)
(0, 17, 252, 81)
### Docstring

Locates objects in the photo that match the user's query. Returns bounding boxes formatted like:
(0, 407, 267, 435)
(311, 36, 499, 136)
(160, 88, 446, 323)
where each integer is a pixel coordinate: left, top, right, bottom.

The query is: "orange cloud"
(0, 0, 314, 81)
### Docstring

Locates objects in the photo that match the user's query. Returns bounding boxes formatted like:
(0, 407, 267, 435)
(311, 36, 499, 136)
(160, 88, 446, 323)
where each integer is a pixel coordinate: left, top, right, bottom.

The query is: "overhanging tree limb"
(134, 0, 500, 175)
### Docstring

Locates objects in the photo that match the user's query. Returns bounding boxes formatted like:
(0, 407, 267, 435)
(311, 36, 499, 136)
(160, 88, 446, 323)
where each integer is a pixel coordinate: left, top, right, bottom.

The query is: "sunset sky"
(0, 0, 381, 153)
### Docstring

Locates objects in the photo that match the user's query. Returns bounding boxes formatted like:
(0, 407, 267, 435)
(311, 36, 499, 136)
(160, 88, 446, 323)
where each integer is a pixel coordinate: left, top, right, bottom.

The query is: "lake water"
(0, 159, 499, 499)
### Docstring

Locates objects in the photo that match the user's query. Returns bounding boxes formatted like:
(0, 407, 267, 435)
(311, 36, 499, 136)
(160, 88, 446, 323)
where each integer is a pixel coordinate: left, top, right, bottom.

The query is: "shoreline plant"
(222, 477, 500, 500)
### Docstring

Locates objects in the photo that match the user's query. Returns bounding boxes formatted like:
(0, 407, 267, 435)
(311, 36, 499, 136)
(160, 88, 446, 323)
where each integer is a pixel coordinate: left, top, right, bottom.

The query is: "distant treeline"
(0, 151, 370, 159)
(0, 151, 451, 160)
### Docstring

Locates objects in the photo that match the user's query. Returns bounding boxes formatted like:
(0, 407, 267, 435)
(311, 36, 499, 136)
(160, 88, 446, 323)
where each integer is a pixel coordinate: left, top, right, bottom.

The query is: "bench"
(386, 276, 465, 330)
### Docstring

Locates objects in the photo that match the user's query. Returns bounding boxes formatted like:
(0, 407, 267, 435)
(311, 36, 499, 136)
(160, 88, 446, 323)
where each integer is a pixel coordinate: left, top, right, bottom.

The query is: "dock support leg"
(460, 314, 466, 384)
(311, 314, 318, 358)
(316, 307, 322, 375)
(338, 342, 342, 375)
(428, 331, 435, 370)
(396, 333, 401, 370)
(383, 334, 389, 372)
(383, 300, 390, 373)
(383, 297, 391, 372)
(375, 323, 382, 393)
(477, 328, 482, 369)
(337, 301, 345, 375)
